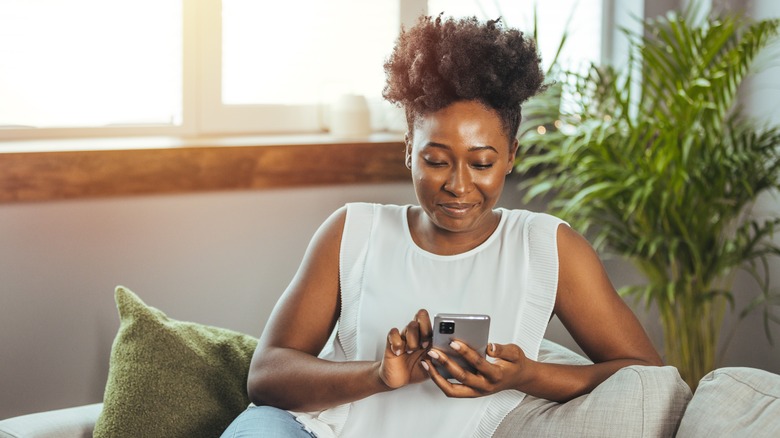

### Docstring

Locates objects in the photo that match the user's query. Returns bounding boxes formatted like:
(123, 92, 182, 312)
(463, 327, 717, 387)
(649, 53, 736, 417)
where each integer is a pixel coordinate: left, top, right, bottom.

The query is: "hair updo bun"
(383, 15, 546, 140)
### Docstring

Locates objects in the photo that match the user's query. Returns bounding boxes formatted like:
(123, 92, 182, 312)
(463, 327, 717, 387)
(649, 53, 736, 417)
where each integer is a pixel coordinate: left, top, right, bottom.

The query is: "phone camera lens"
(439, 321, 455, 334)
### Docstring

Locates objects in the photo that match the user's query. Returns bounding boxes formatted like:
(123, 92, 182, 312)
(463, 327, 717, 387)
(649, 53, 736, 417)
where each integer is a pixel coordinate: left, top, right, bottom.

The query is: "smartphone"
(432, 313, 491, 380)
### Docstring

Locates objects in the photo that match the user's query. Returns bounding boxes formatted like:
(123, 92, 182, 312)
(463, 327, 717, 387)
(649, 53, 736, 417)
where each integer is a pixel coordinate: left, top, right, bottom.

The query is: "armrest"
(0, 403, 102, 438)
(537, 338, 593, 366)
(677, 367, 780, 437)
(495, 340, 692, 438)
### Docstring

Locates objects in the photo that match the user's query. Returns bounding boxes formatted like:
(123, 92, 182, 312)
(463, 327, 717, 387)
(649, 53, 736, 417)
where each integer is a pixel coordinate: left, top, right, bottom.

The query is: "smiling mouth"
(439, 203, 477, 216)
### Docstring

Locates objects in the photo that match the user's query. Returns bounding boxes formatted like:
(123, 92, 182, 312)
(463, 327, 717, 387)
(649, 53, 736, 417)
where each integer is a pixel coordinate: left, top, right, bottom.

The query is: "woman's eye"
(424, 159, 447, 167)
(472, 163, 494, 169)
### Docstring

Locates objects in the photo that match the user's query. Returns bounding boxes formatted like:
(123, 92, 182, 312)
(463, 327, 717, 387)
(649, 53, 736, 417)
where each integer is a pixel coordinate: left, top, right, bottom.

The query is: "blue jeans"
(221, 405, 318, 438)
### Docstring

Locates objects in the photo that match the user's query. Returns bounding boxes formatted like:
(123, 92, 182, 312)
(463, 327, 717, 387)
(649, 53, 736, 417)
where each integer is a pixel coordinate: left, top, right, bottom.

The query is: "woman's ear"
(507, 138, 519, 173)
(404, 132, 412, 170)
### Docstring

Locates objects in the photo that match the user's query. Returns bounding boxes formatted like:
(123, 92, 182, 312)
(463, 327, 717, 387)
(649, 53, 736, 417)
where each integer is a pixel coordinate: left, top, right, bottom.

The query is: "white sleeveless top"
(293, 203, 565, 438)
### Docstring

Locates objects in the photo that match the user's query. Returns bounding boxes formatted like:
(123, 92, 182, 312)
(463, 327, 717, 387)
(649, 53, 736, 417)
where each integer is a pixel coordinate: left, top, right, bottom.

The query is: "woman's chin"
(430, 210, 487, 234)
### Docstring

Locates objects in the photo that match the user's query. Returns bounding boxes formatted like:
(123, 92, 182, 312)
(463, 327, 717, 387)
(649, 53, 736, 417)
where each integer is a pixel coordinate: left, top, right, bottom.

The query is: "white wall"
(0, 183, 421, 419)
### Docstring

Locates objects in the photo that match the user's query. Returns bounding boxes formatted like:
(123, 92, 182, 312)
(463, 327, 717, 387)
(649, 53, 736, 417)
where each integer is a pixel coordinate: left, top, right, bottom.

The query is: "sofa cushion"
(494, 340, 692, 437)
(93, 286, 258, 438)
(676, 367, 780, 437)
(0, 403, 102, 438)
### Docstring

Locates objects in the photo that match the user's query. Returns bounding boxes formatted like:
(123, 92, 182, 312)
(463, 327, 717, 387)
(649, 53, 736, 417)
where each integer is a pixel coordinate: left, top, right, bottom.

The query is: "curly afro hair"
(383, 15, 545, 141)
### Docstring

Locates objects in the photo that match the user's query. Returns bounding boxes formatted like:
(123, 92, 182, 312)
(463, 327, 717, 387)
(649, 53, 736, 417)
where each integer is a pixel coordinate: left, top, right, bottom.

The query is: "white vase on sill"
(330, 94, 372, 139)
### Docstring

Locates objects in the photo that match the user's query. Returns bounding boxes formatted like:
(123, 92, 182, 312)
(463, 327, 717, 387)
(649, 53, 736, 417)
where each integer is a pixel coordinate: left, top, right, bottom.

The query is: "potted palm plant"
(516, 7, 780, 388)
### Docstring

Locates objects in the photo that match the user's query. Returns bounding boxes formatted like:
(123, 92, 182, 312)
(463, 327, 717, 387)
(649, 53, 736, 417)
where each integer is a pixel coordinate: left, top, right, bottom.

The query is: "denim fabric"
(221, 405, 317, 438)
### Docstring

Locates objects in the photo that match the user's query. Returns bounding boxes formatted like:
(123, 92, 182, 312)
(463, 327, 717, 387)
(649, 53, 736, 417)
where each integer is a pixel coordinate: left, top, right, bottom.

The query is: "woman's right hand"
(379, 309, 433, 389)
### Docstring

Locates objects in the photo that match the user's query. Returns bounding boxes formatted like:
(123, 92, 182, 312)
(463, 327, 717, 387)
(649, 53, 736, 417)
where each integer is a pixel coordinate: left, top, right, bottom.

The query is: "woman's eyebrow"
(424, 142, 498, 153)
(468, 145, 499, 153)
(425, 142, 450, 150)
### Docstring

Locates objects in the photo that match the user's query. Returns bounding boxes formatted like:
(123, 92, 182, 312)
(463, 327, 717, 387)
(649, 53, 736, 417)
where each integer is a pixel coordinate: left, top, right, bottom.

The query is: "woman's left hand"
(423, 341, 531, 397)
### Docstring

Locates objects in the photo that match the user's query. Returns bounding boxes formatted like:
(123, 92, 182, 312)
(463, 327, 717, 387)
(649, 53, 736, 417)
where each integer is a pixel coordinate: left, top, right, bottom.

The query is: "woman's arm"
(424, 224, 662, 402)
(533, 223, 663, 400)
(247, 207, 430, 412)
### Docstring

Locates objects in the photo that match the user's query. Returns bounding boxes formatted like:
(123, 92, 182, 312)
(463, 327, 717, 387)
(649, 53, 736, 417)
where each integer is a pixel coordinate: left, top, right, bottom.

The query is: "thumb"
(487, 342, 524, 362)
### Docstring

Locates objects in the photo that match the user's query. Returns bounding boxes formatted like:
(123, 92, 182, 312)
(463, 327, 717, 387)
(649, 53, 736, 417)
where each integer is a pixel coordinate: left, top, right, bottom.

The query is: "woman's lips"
(439, 203, 476, 216)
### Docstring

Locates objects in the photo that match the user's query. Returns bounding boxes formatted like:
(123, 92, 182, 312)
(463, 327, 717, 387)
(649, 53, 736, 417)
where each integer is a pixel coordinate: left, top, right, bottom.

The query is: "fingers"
(423, 342, 528, 397)
(422, 352, 482, 398)
(451, 340, 489, 372)
(387, 312, 431, 356)
(386, 328, 405, 357)
(428, 347, 478, 383)
(428, 341, 491, 382)
(400, 309, 433, 351)
(378, 310, 436, 389)
(415, 309, 432, 349)
(387, 309, 434, 356)
(487, 342, 525, 362)
(400, 321, 420, 351)
(475, 342, 523, 382)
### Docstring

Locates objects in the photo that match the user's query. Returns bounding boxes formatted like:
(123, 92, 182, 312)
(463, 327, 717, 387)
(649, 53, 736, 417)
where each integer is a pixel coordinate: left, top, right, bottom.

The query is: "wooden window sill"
(0, 133, 409, 203)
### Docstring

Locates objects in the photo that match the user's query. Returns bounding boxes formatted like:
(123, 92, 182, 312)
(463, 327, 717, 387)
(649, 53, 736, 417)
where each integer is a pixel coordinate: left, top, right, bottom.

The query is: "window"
(0, 0, 605, 141)
(200, 0, 413, 134)
(221, 0, 398, 106)
(0, 0, 181, 132)
(427, 0, 603, 72)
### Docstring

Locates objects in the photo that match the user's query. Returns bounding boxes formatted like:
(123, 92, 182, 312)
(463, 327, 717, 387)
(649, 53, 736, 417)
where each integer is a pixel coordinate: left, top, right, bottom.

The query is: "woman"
(221, 15, 662, 438)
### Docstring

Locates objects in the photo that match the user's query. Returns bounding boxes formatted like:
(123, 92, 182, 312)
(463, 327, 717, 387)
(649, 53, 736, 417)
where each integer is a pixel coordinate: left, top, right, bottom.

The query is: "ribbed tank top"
(293, 203, 565, 437)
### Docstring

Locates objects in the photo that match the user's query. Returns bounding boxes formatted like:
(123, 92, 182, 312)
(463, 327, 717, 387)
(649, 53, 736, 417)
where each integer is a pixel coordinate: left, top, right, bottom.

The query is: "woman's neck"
(407, 206, 501, 256)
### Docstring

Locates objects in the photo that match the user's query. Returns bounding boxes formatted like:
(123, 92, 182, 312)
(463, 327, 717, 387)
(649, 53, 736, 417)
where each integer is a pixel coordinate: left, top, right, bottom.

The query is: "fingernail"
(428, 350, 440, 360)
(450, 341, 461, 351)
(422, 341, 429, 348)
(406, 350, 414, 355)
(394, 349, 402, 356)
(421, 361, 430, 371)
(490, 343, 496, 352)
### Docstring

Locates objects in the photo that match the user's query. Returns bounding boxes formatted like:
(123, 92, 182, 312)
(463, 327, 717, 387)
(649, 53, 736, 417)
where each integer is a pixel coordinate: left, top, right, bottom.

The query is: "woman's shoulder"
(499, 209, 595, 270)
(339, 203, 411, 238)
(342, 203, 413, 224)
(499, 208, 568, 230)
(343, 202, 410, 213)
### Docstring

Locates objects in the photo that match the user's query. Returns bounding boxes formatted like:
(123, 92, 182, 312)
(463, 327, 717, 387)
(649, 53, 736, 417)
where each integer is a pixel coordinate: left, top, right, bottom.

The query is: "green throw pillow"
(94, 286, 258, 437)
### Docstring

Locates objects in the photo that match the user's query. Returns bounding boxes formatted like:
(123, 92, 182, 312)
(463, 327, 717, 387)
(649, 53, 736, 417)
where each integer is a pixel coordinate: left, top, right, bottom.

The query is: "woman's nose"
(444, 164, 473, 196)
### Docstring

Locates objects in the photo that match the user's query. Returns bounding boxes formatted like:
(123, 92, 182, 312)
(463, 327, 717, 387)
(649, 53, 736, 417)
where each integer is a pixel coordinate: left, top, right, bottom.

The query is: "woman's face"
(406, 100, 518, 237)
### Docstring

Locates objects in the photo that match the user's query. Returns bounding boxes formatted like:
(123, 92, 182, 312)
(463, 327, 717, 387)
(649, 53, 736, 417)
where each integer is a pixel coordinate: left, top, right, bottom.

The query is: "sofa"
(2, 287, 779, 437)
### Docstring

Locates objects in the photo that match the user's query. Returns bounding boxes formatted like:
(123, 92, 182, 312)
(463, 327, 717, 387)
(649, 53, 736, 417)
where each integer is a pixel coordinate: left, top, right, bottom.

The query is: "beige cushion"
(93, 286, 258, 438)
(494, 340, 692, 437)
(676, 367, 780, 437)
(0, 403, 102, 438)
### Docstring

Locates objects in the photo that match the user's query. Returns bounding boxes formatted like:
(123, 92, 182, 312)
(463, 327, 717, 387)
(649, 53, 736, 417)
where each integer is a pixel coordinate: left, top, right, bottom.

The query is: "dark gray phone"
(432, 313, 491, 380)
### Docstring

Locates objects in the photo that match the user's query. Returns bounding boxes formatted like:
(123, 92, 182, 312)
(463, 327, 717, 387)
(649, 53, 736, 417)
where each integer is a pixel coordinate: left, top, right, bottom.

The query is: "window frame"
(0, 0, 198, 141)
(0, 0, 429, 141)
(196, 0, 324, 135)
(0, 0, 620, 142)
